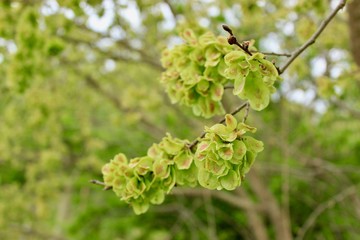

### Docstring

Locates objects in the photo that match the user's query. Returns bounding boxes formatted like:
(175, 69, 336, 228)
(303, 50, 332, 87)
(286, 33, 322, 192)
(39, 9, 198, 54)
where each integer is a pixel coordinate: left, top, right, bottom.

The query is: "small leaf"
(239, 71, 270, 111)
(174, 150, 193, 170)
(132, 201, 150, 215)
(224, 64, 242, 79)
(224, 114, 237, 130)
(197, 141, 211, 153)
(198, 170, 219, 190)
(149, 189, 166, 205)
(233, 75, 246, 95)
(209, 123, 237, 142)
(198, 32, 216, 45)
(153, 160, 170, 179)
(147, 144, 162, 159)
(113, 153, 128, 165)
(220, 169, 240, 190)
(196, 79, 210, 96)
(181, 29, 197, 45)
(230, 140, 247, 164)
(210, 83, 224, 101)
(237, 122, 257, 135)
(204, 158, 228, 176)
(218, 144, 234, 160)
(242, 136, 264, 153)
(224, 51, 246, 65)
(159, 133, 185, 155)
(242, 151, 256, 174)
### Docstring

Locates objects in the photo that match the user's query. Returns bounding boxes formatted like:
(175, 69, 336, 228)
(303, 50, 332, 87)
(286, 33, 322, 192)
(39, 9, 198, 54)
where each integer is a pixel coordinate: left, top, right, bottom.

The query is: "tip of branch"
(222, 24, 233, 35)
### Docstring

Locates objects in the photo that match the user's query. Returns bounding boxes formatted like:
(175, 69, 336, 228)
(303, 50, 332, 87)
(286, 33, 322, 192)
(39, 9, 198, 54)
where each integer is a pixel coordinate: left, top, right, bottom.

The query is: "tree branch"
(222, 25, 253, 56)
(90, 179, 112, 190)
(295, 185, 358, 240)
(279, 0, 347, 74)
(330, 98, 360, 119)
(252, 51, 291, 57)
(187, 101, 249, 150)
(171, 187, 263, 211)
(84, 75, 165, 138)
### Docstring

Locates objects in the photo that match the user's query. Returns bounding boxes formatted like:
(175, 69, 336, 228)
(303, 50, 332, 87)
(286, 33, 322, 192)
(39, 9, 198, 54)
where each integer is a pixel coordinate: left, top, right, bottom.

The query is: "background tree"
(0, 0, 359, 239)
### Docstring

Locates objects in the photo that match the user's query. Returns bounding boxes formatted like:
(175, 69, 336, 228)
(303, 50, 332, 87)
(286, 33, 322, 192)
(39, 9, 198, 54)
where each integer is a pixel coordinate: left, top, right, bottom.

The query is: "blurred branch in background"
(295, 185, 359, 240)
(279, 0, 347, 73)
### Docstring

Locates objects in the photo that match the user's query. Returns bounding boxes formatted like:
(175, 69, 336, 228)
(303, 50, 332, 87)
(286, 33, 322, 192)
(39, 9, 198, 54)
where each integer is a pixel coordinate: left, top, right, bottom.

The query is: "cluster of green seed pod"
(223, 51, 279, 111)
(102, 115, 263, 214)
(161, 30, 280, 115)
(102, 134, 196, 214)
(195, 114, 264, 190)
(160, 29, 233, 118)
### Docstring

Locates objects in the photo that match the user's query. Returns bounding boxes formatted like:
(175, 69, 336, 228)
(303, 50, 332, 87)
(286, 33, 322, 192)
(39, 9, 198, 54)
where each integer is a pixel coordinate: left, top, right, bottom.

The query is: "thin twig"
(224, 85, 234, 90)
(279, 0, 347, 74)
(84, 75, 165, 139)
(242, 102, 250, 123)
(187, 101, 249, 150)
(89, 179, 112, 190)
(295, 185, 358, 240)
(222, 25, 253, 56)
(252, 51, 291, 57)
(330, 98, 360, 119)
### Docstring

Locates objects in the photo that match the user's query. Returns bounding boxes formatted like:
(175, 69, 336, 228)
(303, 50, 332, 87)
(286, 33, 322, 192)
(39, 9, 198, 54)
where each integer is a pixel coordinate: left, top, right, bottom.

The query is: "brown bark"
(348, 0, 360, 66)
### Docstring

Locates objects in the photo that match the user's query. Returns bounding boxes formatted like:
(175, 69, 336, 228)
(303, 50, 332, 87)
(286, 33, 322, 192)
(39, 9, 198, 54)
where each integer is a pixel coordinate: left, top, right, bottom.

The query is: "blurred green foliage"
(0, 0, 359, 239)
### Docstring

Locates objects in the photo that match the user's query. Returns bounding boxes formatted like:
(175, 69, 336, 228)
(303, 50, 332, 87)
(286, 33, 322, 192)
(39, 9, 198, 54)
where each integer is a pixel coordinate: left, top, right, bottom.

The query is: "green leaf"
(133, 156, 153, 175)
(242, 151, 256, 174)
(153, 160, 170, 179)
(224, 64, 242, 79)
(197, 170, 219, 190)
(113, 153, 128, 165)
(196, 78, 210, 96)
(204, 159, 227, 176)
(210, 83, 224, 101)
(237, 122, 257, 135)
(220, 169, 240, 190)
(230, 140, 247, 164)
(174, 149, 193, 170)
(181, 29, 197, 45)
(198, 32, 216, 46)
(242, 136, 264, 153)
(159, 133, 185, 155)
(218, 144, 234, 160)
(149, 189, 166, 205)
(217, 59, 228, 77)
(224, 51, 247, 65)
(132, 201, 150, 215)
(205, 46, 221, 67)
(233, 75, 246, 95)
(147, 144, 162, 159)
(209, 123, 237, 142)
(225, 114, 238, 131)
(239, 71, 270, 111)
(259, 59, 278, 77)
(126, 177, 146, 196)
(175, 164, 198, 187)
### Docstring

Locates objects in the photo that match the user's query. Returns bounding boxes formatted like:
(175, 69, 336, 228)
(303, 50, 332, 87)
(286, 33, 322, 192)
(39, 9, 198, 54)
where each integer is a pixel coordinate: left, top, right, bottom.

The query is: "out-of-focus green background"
(1, 0, 360, 239)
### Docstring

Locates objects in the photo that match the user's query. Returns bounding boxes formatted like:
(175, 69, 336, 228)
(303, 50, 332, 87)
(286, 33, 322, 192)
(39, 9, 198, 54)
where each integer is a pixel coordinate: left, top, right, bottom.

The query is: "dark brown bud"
(222, 25, 233, 35)
(228, 36, 237, 45)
